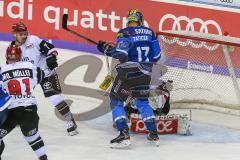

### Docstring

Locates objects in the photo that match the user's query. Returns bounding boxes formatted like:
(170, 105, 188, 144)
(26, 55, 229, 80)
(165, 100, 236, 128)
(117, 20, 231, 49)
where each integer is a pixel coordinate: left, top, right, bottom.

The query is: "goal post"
(156, 30, 240, 111)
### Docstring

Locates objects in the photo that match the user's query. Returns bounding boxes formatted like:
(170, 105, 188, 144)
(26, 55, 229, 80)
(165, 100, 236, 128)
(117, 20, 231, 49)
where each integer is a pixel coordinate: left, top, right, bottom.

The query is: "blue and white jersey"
(0, 68, 11, 112)
(109, 26, 161, 63)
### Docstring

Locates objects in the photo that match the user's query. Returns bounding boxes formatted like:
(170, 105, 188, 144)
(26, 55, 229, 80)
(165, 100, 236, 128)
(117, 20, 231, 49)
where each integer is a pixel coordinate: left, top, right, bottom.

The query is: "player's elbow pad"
(112, 51, 128, 63)
(153, 54, 161, 62)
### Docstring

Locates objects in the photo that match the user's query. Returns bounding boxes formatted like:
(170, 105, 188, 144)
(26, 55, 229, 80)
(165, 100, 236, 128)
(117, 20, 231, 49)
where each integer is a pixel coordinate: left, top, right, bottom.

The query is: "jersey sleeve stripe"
(116, 49, 128, 55)
(153, 54, 161, 59)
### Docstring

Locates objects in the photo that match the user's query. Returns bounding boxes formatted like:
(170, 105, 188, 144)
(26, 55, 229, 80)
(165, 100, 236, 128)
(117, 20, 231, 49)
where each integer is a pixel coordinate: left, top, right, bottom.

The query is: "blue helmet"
(127, 9, 143, 25)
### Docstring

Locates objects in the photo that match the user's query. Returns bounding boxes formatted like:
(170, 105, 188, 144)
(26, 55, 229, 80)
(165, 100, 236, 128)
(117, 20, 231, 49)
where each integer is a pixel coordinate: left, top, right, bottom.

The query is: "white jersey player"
(0, 44, 48, 160)
(2, 62, 39, 108)
(9, 21, 78, 135)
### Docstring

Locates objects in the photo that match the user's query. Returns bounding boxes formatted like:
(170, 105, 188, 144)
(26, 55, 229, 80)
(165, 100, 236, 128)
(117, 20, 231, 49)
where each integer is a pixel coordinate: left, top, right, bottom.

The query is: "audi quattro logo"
(159, 14, 222, 50)
(159, 14, 222, 34)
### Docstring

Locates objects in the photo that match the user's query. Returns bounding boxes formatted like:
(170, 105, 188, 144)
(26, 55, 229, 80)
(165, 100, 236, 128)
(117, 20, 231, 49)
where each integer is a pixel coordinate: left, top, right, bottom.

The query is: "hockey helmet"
(127, 9, 143, 25)
(6, 44, 22, 64)
(12, 21, 28, 33)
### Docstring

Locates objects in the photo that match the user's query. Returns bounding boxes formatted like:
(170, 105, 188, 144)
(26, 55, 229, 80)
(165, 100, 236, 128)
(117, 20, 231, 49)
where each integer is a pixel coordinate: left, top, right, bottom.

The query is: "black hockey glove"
(46, 53, 58, 70)
(97, 41, 114, 54)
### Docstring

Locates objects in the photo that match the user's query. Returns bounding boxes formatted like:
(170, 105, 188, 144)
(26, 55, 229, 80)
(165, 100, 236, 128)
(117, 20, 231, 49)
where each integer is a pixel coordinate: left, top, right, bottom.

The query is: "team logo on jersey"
(26, 43, 34, 49)
(22, 57, 35, 64)
(43, 82, 52, 90)
(22, 57, 29, 61)
(118, 40, 131, 50)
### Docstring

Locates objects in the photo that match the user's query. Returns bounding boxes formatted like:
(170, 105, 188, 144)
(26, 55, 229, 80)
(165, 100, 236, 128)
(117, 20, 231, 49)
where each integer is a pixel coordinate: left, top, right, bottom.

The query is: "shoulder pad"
(117, 39, 131, 50)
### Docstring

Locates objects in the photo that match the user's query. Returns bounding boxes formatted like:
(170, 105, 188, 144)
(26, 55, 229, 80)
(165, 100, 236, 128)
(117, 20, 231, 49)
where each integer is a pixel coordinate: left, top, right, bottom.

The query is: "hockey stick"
(62, 14, 110, 73)
(62, 14, 110, 69)
(62, 14, 112, 68)
(62, 14, 113, 91)
(62, 14, 98, 45)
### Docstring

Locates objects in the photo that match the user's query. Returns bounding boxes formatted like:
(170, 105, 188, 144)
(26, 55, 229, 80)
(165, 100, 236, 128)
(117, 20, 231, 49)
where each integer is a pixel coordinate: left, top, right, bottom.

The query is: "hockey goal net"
(157, 31, 240, 114)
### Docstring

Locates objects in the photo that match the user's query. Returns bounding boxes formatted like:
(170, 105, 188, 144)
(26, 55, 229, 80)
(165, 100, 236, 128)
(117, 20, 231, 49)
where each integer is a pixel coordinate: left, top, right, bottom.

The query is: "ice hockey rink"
(1, 41, 240, 160)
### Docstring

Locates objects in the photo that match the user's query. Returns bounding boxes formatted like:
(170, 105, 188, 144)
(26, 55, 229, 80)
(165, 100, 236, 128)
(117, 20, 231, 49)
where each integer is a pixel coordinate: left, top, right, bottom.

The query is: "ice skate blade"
(149, 140, 160, 147)
(68, 130, 79, 136)
(110, 140, 131, 149)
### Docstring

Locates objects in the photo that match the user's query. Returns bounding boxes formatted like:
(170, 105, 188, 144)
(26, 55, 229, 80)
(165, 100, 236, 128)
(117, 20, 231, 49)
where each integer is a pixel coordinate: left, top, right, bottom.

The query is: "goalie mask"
(6, 44, 22, 64)
(127, 9, 143, 26)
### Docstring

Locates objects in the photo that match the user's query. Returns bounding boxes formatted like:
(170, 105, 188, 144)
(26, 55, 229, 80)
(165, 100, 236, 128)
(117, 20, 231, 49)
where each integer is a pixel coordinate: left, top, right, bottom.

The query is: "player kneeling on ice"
(0, 45, 48, 160)
(97, 9, 162, 148)
(8, 22, 78, 136)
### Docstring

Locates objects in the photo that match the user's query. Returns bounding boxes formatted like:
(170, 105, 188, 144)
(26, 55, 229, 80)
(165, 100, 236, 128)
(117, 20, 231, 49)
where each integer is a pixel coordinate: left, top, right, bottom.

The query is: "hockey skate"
(39, 155, 48, 160)
(147, 131, 160, 147)
(110, 129, 131, 149)
(67, 119, 78, 136)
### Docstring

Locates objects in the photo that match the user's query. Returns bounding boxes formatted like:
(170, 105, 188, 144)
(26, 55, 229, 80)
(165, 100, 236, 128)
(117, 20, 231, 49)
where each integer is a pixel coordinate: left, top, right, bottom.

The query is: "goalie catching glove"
(97, 41, 114, 54)
(46, 52, 58, 70)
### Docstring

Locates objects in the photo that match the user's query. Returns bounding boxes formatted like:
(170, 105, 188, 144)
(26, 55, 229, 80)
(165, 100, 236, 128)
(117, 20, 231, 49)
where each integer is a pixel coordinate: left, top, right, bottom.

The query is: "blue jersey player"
(0, 69, 11, 125)
(97, 9, 161, 148)
(0, 68, 11, 155)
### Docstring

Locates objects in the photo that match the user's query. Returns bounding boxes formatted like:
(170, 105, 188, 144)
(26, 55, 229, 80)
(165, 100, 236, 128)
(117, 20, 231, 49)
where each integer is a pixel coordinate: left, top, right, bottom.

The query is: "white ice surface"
(0, 41, 240, 160)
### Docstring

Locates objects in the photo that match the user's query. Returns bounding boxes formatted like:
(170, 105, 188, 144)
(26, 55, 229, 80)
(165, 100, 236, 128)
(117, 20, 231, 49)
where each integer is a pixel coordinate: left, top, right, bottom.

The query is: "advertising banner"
(181, 0, 240, 8)
(1, 0, 240, 74)
(0, 0, 240, 43)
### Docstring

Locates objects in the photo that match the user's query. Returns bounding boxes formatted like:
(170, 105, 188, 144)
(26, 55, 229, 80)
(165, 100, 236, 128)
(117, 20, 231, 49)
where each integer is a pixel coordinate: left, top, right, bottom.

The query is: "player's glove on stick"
(97, 41, 114, 54)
